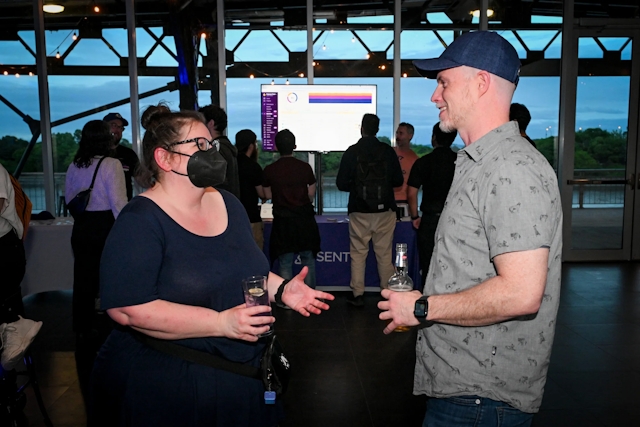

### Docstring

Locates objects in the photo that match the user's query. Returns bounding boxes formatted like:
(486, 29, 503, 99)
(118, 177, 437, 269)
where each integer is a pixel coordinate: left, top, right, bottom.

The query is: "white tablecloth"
(21, 218, 74, 297)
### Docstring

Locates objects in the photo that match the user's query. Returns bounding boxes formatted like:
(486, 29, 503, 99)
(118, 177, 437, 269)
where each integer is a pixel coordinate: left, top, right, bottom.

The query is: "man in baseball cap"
(413, 30, 521, 84)
(103, 112, 139, 200)
(379, 31, 563, 426)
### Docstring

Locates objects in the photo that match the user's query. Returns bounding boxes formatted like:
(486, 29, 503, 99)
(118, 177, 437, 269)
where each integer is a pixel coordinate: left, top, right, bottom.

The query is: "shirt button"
(475, 399, 481, 405)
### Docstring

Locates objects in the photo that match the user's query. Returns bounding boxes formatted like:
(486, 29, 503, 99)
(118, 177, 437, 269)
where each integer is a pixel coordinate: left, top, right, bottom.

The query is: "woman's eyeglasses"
(169, 137, 219, 152)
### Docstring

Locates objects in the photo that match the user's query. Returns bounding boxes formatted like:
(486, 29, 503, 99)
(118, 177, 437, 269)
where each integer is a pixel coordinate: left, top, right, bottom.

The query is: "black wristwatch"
(414, 296, 429, 320)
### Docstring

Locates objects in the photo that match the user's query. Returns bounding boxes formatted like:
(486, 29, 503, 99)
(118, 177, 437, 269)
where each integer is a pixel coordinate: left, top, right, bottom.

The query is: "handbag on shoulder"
(67, 157, 106, 219)
(127, 328, 291, 403)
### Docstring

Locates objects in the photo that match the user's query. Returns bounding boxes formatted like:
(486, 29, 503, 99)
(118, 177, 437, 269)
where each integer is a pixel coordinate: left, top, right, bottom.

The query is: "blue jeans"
(423, 396, 533, 427)
(278, 251, 316, 289)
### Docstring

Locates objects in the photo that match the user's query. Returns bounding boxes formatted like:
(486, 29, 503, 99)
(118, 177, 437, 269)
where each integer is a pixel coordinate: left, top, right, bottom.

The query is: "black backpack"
(355, 144, 389, 212)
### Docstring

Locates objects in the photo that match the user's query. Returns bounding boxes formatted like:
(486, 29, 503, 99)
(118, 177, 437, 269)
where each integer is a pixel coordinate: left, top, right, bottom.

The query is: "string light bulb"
(298, 73, 304, 77)
(56, 51, 61, 59)
(15, 73, 20, 78)
(365, 53, 370, 59)
(330, 29, 334, 34)
(72, 32, 78, 41)
(351, 37, 355, 43)
(29, 72, 34, 76)
(402, 72, 407, 78)
(249, 74, 254, 79)
(312, 61, 317, 66)
(3, 71, 8, 76)
(271, 79, 275, 85)
(380, 65, 386, 70)
(285, 79, 290, 85)
(322, 44, 326, 50)
(201, 33, 206, 39)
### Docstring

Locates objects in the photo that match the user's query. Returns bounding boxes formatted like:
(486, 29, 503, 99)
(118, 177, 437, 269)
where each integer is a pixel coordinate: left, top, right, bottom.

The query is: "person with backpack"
(336, 114, 404, 307)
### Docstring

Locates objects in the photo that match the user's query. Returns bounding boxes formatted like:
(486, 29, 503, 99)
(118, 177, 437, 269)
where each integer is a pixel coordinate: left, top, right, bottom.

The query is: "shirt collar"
(459, 121, 520, 163)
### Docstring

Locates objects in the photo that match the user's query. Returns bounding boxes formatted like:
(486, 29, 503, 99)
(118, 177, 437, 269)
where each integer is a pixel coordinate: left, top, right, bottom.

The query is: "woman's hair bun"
(141, 103, 171, 130)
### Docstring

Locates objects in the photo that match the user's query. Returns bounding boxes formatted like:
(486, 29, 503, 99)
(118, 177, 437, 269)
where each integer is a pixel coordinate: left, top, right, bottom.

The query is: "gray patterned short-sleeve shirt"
(414, 121, 563, 413)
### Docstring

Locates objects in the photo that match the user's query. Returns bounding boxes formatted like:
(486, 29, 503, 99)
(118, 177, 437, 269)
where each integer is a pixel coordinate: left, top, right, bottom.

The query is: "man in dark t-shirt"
(263, 130, 320, 292)
(235, 129, 266, 249)
(104, 112, 140, 200)
(407, 122, 457, 286)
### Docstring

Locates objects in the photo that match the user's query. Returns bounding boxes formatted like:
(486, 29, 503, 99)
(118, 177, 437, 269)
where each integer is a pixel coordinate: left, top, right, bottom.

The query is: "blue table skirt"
(263, 215, 421, 290)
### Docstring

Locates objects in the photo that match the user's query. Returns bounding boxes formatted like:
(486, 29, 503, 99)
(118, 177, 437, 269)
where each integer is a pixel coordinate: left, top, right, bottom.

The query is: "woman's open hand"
(281, 267, 335, 316)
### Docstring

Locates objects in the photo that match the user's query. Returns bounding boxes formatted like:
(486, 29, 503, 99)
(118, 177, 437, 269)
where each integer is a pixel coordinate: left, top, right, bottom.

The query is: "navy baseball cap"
(103, 112, 129, 126)
(413, 31, 521, 85)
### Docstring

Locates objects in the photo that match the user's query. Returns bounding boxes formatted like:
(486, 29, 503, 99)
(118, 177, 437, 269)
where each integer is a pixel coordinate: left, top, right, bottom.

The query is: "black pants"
(70, 210, 115, 333)
(70, 210, 115, 403)
(416, 213, 441, 287)
(0, 230, 26, 323)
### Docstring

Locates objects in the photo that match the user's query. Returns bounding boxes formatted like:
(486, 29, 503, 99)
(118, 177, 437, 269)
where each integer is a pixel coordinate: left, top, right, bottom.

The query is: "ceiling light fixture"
(471, 9, 494, 18)
(55, 51, 61, 59)
(43, 4, 64, 13)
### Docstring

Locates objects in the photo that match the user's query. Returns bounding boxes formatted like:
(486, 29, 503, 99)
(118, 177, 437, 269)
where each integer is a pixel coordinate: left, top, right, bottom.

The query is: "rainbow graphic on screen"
(308, 93, 372, 104)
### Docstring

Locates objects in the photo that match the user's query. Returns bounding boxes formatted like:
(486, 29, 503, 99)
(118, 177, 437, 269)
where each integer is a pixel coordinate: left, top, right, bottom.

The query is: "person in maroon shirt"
(263, 130, 320, 297)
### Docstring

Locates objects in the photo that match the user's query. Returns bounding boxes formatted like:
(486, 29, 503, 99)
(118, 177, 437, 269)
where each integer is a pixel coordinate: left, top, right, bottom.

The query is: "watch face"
(414, 297, 428, 318)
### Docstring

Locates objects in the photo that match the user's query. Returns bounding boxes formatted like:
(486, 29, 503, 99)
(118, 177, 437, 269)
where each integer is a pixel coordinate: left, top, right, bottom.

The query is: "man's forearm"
(407, 187, 419, 218)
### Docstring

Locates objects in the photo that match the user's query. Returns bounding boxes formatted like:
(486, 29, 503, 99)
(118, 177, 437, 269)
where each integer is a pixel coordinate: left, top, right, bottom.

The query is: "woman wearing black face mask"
(90, 111, 334, 427)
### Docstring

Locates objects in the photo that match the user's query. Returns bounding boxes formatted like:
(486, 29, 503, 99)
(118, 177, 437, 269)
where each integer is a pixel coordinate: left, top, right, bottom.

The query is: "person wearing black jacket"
(235, 129, 266, 250)
(199, 105, 241, 198)
(407, 122, 457, 286)
(336, 114, 403, 307)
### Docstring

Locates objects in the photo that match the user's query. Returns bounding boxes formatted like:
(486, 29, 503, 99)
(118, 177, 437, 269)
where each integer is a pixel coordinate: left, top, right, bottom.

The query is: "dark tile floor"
(16, 262, 640, 426)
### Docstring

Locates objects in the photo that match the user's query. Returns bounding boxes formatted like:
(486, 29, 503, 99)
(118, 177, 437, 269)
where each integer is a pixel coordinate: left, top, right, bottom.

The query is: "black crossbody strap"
(130, 328, 261, 379)
(88, 156, 107, 190)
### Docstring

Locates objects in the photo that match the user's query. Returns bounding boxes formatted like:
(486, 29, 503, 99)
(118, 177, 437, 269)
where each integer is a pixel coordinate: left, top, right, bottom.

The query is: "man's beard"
(439, 87, 473, 133)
